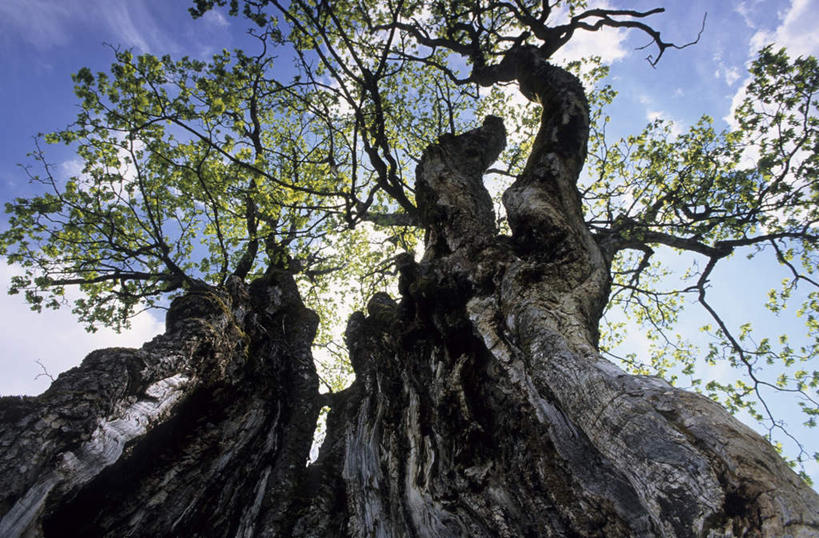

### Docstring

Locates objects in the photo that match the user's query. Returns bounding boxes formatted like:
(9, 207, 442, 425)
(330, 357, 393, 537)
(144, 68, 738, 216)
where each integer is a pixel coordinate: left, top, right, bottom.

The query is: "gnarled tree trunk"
(2, 60, 818, 537)
(1, 270, 321, 537)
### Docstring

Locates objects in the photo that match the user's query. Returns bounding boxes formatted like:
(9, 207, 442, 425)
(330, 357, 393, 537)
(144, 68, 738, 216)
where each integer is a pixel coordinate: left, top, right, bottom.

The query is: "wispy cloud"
(646, 110, 664, 122)
(95, 0, 180, 54)
(0, 0, 179, 54)
(0, 0, 73, 50)
(711, 50, 743, 89)
(734, 2, 759, 30)
(202, 10, 230, 28)
(638, 94, 684, 136)
(714, 63, 742, 86)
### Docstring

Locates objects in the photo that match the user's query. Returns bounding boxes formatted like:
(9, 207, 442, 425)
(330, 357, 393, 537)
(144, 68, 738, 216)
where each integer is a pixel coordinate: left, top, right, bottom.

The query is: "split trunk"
(2, 59, 818, 537)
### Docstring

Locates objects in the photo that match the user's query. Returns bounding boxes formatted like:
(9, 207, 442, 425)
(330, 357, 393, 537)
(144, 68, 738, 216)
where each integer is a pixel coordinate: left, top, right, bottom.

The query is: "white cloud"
(749, 0, 819, 58)
(638, 94, 683, 136)
(716, 65, 741, 86)
(645, 110, 683, 137)
(734, 2, 758, 29)
(725, 87, 748, 130)
(60, 158, 84, 178)
(712, 50, 743, 89)
(545, 1, 628, 64)
(0, 260, 165, 396)
(646, 110, 664, 122)
(725, 67, 741, 86)
(202, 10, 230, 28)
(726, 0, 819, 128)
(97, 2, 154, 53)
(553, 26, 629, 65)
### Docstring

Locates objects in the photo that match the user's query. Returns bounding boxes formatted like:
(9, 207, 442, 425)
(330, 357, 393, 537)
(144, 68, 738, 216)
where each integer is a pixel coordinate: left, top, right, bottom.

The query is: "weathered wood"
(0, 271, 320, 537)
(1, 60, 817, 537)
(294, 87, 819, 535)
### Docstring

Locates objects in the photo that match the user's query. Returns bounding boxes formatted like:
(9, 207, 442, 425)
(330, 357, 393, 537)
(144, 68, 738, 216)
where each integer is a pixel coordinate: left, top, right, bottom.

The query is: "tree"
(1, 1, 818, 535)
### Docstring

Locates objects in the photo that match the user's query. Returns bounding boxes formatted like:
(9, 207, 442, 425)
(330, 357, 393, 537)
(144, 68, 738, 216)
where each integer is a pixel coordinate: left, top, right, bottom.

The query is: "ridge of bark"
(0, 272, 321, 537)
(296, 76, 819, 535)
(2, 59, 818, 537)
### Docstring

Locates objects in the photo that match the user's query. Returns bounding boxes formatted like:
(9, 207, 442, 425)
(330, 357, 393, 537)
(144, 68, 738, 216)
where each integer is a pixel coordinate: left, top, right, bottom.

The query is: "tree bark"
(1, 269, 321, 537)
(2, 61, 818, 537)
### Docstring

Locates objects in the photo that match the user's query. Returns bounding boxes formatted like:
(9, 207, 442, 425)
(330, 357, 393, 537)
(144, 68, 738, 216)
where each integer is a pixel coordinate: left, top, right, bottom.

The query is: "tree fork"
(1, 64, 818, 537)
(304, 93, 819, 535)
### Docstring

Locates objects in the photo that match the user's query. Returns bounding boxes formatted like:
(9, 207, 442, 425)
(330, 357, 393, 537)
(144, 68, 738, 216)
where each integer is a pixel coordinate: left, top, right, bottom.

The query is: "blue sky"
(0, 0, 254, 396)
(0, 0, 817, 480)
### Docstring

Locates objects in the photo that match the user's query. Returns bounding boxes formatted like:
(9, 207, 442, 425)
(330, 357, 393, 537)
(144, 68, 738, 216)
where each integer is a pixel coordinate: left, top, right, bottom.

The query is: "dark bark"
(2, 60, 818, 537)
(1, 270, 321, 537)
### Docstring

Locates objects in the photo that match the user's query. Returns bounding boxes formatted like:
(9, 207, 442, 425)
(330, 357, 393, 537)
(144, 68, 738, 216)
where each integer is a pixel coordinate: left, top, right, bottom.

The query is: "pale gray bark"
(1, 59, 818, 537)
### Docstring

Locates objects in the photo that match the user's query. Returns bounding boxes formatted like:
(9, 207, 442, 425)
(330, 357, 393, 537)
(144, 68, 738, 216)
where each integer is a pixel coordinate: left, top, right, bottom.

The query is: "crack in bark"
(2, 60, 818, 536)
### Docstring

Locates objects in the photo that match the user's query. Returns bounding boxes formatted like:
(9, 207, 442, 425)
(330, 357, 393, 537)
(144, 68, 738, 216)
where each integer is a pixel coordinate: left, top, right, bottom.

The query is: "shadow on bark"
(2, 109, 818, 537)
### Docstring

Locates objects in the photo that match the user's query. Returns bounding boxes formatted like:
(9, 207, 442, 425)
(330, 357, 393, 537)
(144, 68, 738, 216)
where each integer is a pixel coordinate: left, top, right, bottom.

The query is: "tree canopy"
(1, 0, 817, 480)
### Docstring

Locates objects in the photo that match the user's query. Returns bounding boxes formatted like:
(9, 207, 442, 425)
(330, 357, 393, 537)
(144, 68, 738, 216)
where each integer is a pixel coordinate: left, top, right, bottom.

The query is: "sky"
(0, 0, 254, 396)
(0, 0, 816, 479)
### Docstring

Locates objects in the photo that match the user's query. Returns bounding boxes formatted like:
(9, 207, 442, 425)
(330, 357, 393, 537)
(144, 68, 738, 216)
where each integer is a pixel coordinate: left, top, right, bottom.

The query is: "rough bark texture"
(2, 59, 818, 537)
(0, 269, 321, 537)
